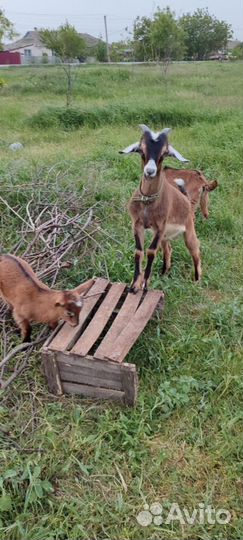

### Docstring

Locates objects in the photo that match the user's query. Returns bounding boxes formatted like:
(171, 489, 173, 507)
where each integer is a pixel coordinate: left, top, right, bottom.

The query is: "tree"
(40, 22, 85, 106)
(133, 8, 185, 67)
(0, 8, 16, 49)
(110, 40, 133, 62)
(231, 42, 243, 59)
(133, 16, 153, 61)
(95, 38, 107, 62)
(150, 7, 186, 72)
(179, 8, 232, 60)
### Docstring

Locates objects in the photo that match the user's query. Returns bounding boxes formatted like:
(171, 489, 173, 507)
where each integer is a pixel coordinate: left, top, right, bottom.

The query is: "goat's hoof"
(128, 286, 138, 294)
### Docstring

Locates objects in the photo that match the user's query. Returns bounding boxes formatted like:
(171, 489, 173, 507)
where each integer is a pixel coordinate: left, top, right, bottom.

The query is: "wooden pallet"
(41, 278, 164, 406)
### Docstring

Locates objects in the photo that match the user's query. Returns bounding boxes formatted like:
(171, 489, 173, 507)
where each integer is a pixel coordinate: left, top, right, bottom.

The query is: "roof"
(4, 30, 43, 51)
(4, 29, 103, 52)
(227, 39, 241, 50)
(79, 33, 102, 48)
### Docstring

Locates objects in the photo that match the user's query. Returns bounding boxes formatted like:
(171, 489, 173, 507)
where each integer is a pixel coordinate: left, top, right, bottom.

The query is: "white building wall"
(10, 44, 54, 63)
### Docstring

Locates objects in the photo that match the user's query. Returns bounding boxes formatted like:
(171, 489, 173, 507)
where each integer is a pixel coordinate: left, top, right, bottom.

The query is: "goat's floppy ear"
(72, 278, 95, 296)
(167, 144, 189, 162)
(119, 142, 140, 154)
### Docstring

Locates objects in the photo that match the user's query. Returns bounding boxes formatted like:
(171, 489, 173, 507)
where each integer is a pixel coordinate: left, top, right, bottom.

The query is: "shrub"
(0, 77, 6, 88)
(29, 103, 228, 130)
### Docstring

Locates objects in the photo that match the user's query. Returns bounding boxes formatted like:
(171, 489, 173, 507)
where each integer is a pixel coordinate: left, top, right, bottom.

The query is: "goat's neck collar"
(133, 171, 164, 204)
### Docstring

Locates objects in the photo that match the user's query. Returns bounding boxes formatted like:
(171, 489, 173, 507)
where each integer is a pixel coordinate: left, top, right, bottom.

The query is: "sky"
(2, 0, 243, 43)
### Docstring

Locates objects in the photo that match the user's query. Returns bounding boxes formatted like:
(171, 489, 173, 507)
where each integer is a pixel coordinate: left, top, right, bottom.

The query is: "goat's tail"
(200, 180, 218, 219)
(204, 179, 218, 192)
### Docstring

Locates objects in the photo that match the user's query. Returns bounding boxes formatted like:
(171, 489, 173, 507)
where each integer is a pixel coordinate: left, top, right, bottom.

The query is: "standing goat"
(120, 124, 201, 292)
(0, 254, 95, 341)
(164, 167, 218, 219)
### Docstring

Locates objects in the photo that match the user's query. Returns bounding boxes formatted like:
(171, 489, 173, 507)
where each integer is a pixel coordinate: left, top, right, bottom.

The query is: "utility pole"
(104, 15, 111, 63)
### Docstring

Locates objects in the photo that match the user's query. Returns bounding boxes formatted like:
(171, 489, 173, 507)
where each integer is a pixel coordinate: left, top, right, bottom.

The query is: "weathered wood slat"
(122, 365, 138, 406)
(62, 381, 125, 401)
(48, 278, 109, 351)
(59, 365, 123, 391)
(54, 350, 135, 376)
(71, 282, 126, 356)
(57, 359, 123, 383)
(42, 350, 63, 395)
(107, 290, 164, 362)
(94, 290, 143, 360)
(42, 321, 65, 348)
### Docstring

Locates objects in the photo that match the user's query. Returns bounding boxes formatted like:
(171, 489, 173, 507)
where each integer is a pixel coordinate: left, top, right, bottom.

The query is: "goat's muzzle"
(144, 159, 157, 178)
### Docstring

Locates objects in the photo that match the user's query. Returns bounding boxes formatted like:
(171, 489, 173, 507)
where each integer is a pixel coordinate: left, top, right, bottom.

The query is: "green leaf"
(34, 482, 43, 498)
(41, 480, 54, 493)
(0, 494, 12, 512)
(33, 465, 41, 479)
(4, 469, 18, 479)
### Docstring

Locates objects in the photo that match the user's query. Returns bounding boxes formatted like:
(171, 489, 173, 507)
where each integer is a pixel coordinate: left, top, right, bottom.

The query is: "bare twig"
(0, 195, 30, 228)
(0, 336, 47, 371)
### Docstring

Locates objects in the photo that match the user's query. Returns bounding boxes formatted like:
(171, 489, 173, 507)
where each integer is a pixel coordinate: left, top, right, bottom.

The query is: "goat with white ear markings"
(120, 124, 202, 292)
(0, 254, 95, 342)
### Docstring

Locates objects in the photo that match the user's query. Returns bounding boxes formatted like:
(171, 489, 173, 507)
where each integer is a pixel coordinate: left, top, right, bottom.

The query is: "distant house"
(3, 29, 54, 64)
(77, 33, 104, 62)
(81, 33, 102, 51)
(2, 28, 104, 65)
(227, 39, 241, 51)
(207, 39, 242, 61)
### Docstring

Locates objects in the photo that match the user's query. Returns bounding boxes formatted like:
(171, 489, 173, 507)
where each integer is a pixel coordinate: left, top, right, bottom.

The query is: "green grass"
(0, 62, 242, 540)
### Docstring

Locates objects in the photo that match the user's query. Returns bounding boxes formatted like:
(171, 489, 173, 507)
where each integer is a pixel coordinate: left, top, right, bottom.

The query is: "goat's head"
(55, 291, 83, 327)
(120, 124, 189, 178)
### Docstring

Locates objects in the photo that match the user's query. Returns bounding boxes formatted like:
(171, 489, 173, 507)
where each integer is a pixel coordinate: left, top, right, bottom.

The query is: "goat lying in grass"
(164, 167, 218, 219)
(0, 254, 94, 342)
(120, 124, 202, 292)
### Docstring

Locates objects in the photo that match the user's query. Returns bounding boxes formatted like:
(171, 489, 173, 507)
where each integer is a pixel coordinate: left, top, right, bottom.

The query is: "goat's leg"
(184, 218, 201, 281)
(13, 310, 32, 342)
(130, 224, 144, 293)
(143, 231, 163, 291)
(161, 240, 172, 274)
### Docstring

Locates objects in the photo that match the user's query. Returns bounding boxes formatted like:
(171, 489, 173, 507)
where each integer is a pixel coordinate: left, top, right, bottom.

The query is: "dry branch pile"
(0, 194, 98, 390)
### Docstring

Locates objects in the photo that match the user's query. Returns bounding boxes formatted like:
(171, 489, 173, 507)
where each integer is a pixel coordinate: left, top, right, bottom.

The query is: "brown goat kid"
(120, 124, 202, 292)
(164, 166, 218, 219)
(0, 254, 94, 341)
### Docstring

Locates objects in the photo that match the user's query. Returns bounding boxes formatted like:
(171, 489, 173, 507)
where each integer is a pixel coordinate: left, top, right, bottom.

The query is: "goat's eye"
(67, 311, 74, 317)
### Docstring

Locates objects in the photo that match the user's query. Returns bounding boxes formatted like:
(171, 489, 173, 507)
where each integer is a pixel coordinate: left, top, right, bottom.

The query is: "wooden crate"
(41, 278, 164, 406)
